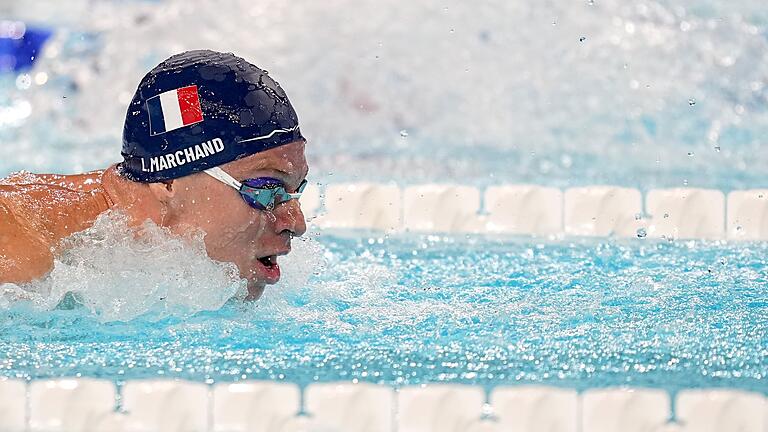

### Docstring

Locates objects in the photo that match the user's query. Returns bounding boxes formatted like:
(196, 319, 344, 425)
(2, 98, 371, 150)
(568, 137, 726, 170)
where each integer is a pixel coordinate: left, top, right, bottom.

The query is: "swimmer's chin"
(244, 280, 266, 301)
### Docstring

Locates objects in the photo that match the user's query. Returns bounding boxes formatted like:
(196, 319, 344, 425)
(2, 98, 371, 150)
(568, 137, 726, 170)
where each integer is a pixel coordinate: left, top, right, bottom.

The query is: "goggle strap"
(204, 166, 242, 191)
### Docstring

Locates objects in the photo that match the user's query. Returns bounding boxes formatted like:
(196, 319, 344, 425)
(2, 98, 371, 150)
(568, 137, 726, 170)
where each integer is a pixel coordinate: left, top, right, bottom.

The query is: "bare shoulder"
(0, 171, 110, 284)
(0, 170, 105, 192)
(0, 196, 54, 284)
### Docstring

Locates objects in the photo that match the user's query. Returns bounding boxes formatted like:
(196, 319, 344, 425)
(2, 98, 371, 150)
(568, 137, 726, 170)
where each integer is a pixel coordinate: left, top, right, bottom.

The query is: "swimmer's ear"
(147, 180, 176, 203)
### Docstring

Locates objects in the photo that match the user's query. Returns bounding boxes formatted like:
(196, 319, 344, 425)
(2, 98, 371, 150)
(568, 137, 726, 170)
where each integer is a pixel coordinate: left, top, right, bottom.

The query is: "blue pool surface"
(1, 0, 768, 398)
(1, 233, 766, 394)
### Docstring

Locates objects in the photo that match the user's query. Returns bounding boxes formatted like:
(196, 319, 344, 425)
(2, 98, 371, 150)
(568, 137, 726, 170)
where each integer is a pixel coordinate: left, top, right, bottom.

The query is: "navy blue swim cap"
(119, 50, 303, 182)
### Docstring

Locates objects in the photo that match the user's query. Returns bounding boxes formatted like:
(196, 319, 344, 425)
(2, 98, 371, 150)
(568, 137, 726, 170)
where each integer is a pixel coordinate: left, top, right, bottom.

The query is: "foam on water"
(0, 212, 342, 323)
(1, 212, 246, 321)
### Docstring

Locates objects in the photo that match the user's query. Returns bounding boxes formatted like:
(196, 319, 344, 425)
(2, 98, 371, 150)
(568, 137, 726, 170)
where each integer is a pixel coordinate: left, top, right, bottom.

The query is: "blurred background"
(0, 0, 767, 190)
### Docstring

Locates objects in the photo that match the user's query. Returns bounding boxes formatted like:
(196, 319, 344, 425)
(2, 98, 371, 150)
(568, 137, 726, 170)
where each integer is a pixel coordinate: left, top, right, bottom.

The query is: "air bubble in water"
(636, 227, 647, 238)
(688, 98, 696, 106)
(400, 130, 409, 138)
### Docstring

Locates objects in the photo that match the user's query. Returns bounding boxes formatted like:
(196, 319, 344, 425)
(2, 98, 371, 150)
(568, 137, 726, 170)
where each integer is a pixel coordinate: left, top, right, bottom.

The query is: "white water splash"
(255, 237, 401, 333)
(269, 234, 328, 296)
(1, 212, 246, 321)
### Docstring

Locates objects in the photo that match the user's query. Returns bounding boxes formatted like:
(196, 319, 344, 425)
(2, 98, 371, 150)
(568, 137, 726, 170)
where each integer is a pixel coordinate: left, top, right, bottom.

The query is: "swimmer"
(0, 50, 308, 299)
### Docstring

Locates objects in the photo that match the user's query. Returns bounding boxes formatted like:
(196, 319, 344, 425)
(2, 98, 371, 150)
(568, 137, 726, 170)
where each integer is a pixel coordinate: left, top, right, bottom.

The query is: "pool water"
(2, 227, 766, 394)
(1, 0, 768, 402)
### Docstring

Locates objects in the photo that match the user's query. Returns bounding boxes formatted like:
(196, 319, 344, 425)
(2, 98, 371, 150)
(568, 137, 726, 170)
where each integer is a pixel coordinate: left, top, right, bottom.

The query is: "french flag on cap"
(146, 85, 204, 135)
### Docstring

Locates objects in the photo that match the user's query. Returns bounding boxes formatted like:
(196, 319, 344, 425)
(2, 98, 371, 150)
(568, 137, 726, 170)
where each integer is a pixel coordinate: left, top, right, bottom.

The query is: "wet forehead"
(226, 141, 307, 180)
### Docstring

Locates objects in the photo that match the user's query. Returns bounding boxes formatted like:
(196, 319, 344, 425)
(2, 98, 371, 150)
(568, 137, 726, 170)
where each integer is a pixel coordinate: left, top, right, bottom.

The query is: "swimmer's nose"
(274, 198, 307, 237)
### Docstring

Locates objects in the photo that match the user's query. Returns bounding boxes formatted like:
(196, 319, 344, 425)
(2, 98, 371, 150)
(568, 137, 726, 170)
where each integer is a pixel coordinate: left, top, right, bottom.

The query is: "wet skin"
(0, 140, 308, 299)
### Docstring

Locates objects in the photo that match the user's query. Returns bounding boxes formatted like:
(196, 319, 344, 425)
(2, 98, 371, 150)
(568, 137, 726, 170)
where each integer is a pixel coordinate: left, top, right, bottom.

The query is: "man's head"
(117, 50, 308, 298)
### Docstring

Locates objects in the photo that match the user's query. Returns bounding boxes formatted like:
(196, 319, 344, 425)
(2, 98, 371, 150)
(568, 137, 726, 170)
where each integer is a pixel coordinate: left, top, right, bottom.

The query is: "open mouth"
(254, 254, 281, 283)
(258, 255, 277, 268)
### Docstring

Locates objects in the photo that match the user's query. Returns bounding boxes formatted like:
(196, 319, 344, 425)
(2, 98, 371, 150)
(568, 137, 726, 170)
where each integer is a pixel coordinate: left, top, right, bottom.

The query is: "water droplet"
(400, 130, 409, 138)
(587, 0, 595, 5)
(15, 73, 31, 90)
(714, 145, 721, 152)
(636, 228, 647, 238)
(34, 72, 48, 85)
(579, 36, 587, 42)
(688, 98, 696, 106)
(687, 152, 694, 157)
(663, 213, 669, 218)
(481, 402, 494, 417)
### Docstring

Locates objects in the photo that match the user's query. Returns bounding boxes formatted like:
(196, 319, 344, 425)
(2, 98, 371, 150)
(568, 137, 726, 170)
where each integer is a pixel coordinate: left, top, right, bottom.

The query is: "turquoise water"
(2, 234, 766, 394)
(1, 0, 768, 396)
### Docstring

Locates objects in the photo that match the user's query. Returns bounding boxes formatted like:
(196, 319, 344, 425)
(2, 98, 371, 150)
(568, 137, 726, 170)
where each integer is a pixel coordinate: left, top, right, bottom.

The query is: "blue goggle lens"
(239, 177, 307, 210)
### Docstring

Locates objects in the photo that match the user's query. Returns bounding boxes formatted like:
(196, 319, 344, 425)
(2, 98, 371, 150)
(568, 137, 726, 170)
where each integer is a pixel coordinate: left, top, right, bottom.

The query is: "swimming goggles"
(204, 166, 307, 211)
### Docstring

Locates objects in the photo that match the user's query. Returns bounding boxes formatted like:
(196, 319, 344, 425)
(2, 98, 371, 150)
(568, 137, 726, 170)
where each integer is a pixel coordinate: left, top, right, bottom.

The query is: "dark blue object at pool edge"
(0, 22, 52, 72)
